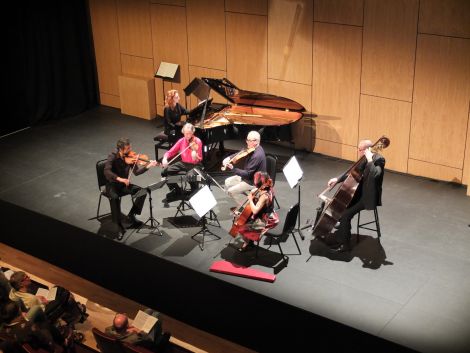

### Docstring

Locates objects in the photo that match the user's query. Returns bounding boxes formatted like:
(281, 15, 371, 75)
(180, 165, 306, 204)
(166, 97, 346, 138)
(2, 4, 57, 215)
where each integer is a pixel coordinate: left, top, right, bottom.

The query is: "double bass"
(311, 136, 390, 240)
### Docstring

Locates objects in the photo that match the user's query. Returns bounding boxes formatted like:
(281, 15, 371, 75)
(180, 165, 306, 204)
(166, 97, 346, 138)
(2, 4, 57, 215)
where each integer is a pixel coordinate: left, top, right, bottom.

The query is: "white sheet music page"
(133, 310, 158, 334)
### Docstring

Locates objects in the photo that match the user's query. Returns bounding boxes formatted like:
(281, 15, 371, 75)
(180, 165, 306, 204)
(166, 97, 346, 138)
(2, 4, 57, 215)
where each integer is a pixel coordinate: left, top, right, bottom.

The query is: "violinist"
(161, 123, 203, 205)
(326, 139, 385, 252)
(104, 138, 158, 236)
(232, 172, 279, 252)
(222, 130, 267, 205)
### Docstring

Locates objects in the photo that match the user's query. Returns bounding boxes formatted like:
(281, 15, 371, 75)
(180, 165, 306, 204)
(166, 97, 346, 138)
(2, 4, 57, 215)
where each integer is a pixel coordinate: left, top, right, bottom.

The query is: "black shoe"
(329, 243, 351, 253)
(165, 189, 182, 203)
(162, 199, 170, 208)
(127, 214, 143, 228)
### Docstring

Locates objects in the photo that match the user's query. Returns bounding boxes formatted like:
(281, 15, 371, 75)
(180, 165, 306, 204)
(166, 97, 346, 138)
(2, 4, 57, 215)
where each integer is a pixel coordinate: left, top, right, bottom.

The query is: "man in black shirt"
(222, 130, 267, 205)
(104, 138, 158, 236)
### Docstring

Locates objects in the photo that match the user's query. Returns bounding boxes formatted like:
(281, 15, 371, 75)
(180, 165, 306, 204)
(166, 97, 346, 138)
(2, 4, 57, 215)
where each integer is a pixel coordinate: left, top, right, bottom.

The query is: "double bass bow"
(311, 136, 390, 240)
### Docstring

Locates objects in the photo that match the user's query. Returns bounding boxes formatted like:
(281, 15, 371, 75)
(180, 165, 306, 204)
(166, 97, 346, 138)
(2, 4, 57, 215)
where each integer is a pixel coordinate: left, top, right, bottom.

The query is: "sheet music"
(36, 287, 57, 301)
(133, 310, 158, 334)
(3, 269, 14, 280)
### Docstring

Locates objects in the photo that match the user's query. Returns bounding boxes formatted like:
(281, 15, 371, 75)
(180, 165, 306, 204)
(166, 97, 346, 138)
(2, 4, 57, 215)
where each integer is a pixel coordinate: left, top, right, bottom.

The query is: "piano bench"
(154, 133, 170, 160)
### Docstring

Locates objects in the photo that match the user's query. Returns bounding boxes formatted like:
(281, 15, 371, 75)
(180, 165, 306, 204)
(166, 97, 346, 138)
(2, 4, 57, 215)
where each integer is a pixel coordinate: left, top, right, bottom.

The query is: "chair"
(92, 327, 125, 353)
(356, 207, 382, 243)
(154, 130, 179, 160)
(256, 203, 301, 264)
(94, 159, 120, 219)
(265, 154, 280, 210)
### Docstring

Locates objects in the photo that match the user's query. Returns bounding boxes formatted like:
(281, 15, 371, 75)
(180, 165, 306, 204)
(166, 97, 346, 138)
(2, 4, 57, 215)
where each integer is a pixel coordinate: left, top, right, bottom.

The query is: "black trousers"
(106, 182, 146, 225)
(161, 161, 201, 193)
(335, 199, 366, 245)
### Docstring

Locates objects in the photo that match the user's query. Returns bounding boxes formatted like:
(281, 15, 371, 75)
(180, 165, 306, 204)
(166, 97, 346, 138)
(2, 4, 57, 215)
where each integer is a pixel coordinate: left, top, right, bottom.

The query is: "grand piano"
(184, 77, 305, 169)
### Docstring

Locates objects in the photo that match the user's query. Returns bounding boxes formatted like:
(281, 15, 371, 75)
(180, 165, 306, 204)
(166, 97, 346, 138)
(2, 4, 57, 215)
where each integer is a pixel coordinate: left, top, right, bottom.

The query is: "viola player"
(326, 139, 385, 252)
(161, 123, 203, 206)
(222, 130, 267, 205)
(104, 138, 158, 237)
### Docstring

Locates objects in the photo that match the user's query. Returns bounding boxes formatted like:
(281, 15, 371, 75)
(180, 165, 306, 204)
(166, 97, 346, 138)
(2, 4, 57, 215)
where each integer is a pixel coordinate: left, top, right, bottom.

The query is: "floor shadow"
(308, 233, 393, 268)
(219, 242, 288, 274)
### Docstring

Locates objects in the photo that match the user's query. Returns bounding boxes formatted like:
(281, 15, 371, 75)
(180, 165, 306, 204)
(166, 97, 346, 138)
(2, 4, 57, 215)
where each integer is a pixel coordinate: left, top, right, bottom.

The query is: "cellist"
(326, 139, 385, 252)
(222, 130, 267, 205)
(231, 172, 279, 252)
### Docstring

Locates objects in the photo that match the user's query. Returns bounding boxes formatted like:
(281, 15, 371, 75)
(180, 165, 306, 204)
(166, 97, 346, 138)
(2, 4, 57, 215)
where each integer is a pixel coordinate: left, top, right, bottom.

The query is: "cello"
(311, 136, 390, 240)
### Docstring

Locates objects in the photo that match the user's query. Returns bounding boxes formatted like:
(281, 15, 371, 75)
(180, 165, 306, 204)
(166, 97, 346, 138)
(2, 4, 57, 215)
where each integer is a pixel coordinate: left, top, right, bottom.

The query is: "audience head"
(246, 131, 261, 148)
(0, 300, 21, 323)
(9, 271, 30, 291)
(113, 313, 129, 332)
(165, 89, 180, 108)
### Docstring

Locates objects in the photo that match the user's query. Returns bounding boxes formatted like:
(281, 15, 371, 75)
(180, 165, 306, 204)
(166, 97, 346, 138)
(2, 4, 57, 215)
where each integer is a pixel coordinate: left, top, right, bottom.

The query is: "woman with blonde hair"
(164, 89, 188, 137)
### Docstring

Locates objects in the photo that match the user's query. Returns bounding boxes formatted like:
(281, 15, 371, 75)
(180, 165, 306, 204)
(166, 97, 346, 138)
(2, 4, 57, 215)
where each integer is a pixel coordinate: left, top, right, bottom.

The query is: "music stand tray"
(189, 186, 220, 250)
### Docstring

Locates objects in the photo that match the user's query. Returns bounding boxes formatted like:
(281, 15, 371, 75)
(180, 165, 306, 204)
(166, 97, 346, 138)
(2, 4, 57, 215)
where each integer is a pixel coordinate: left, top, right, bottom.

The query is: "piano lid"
(202, 77, 305, 112)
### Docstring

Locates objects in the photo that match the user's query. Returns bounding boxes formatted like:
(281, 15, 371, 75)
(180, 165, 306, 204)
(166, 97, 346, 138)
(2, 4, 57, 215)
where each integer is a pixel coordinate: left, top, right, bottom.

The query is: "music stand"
(192, 167, 221, 227)
(155, 62, 179, 106)
(136, 180, 167, 236)
(283, 155, 305, 240)
(184, 78, 211, 128)
(189, 185, 220, 250)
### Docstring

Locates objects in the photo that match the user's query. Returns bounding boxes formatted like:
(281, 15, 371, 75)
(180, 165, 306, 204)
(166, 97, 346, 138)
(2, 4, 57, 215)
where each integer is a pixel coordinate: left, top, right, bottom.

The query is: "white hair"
(247, 131, 261, 142)
(182, 123, 195, 133)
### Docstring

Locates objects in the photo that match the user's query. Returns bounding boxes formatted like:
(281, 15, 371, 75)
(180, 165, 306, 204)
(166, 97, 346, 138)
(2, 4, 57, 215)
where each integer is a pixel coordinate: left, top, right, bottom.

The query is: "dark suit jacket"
(338, 153, 385, 210)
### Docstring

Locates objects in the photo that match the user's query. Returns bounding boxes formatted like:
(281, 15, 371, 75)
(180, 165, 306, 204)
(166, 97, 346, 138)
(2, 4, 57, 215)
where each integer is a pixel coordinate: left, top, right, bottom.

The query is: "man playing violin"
(222, 130, 267, 205)
(104, 138, 158, 236)
(326, 139, 385, 252)
(161, 123, 203, 205)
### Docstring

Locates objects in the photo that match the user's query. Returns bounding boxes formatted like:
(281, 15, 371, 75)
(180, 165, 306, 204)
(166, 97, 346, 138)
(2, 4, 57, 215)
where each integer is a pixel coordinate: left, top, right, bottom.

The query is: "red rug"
(209, 260, 276, 282)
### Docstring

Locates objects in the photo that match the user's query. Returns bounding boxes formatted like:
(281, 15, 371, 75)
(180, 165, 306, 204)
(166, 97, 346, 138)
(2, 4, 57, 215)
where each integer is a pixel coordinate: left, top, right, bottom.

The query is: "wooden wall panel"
(187, 66, 227, 109)
(150, 0, 185, 6)
(117, 0, 153, 58)
(89, 0, 121, 97)
(226, 13, 268, 92)
(268, 0, 312, 85)
(313, 139, 358, 161)
(464, 110, 470, 186)
(151, 4, 189, 113)
(359, 95, 411, 173)
(361, 0, 418, 101)
(121, 55, 155, 77)
(312, 23, 362, 149)
(225, 0, 267, 15)
(118, 75, 156, 120)
(408, 159, 462, 183)
(187, 0, 225, 70)
(268, 79, 312, 150)
(100, 93, 120, 109)
(314, 0, 363, 26)
(410, 35, 470, 169)
(419, 0, 470, 38)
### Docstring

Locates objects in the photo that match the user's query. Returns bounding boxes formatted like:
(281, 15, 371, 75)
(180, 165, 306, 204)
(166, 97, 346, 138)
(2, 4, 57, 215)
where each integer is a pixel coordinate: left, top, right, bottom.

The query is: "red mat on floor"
(209, 260, 276, 282)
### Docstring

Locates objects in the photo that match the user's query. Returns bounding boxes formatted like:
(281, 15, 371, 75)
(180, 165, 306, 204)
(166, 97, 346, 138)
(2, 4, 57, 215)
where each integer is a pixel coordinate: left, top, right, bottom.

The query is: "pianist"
(223, 130, 267, 205)
(161, 123, 203, 205)
(164, 89, 188, 138)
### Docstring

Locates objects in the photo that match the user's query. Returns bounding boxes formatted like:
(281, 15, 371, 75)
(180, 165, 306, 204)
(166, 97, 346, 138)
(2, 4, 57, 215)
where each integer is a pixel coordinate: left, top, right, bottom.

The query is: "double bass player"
(324, 139, 386, 252)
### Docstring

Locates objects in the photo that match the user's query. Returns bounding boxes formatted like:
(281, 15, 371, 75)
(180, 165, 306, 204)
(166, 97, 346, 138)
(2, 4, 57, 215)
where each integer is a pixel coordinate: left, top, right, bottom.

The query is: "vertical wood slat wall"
(89, 0, 470, 186)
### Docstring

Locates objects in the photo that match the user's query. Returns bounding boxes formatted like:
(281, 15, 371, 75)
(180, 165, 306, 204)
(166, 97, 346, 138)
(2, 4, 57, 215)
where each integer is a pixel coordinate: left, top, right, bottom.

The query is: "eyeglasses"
(246, 139, 257, 142)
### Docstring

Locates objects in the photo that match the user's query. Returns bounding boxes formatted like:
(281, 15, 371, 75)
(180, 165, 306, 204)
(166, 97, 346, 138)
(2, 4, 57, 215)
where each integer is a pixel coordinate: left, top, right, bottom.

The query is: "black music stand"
(136, 180, 167, 236)
(189, 185, 220, 250)
(283, 155, 306, 240)
(184, 78, 211, 128)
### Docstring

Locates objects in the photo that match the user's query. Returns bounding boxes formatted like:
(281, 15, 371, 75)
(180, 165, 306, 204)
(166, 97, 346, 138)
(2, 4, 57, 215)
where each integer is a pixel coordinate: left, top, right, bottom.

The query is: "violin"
(124, 151, 159, 167)
(221, 147, 255, 171)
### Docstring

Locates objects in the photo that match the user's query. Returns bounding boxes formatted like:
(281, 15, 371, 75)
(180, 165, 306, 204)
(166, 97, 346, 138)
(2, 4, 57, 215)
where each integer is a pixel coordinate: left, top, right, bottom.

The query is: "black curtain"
(4, 0, 98, 137)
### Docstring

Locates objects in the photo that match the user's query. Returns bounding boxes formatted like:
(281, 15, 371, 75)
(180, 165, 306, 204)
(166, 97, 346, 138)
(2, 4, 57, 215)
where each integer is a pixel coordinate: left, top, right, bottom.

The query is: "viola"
(221, 147, 255, 171)
(124, 151, 158, 167)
